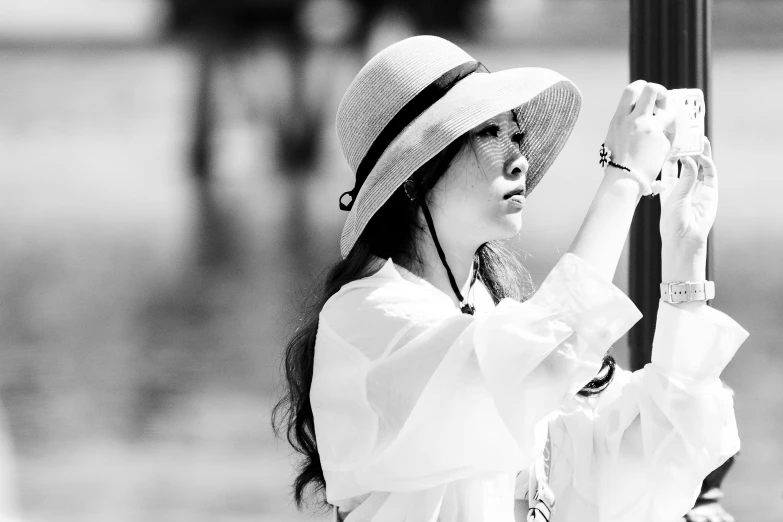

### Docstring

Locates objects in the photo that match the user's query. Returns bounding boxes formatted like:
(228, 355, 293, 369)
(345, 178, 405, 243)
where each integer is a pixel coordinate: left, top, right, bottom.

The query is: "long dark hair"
(271, 131, 616, 510)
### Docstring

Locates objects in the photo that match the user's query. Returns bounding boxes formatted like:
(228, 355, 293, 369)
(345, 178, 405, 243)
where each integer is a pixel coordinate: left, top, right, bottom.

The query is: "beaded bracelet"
(599, 143, 665, 198)
(606, 163, 654, 197)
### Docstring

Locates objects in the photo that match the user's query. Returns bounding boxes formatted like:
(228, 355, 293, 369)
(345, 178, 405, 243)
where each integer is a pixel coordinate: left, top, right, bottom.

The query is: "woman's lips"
(506, 194, 526, 208)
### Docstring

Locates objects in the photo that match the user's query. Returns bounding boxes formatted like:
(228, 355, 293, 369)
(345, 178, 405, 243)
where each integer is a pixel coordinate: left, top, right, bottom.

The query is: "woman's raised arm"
(568, 80, 676, 282)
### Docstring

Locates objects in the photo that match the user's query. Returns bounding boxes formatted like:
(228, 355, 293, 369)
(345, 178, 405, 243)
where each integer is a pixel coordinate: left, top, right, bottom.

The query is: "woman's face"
(427, 110, 529, 251)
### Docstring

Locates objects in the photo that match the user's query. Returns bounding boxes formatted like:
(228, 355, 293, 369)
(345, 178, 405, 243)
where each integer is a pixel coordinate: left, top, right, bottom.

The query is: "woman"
(273, 36, 749, 522)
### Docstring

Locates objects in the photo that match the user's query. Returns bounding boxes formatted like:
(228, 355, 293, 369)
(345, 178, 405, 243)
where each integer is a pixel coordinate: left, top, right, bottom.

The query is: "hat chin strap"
(419, 198, 476, 315)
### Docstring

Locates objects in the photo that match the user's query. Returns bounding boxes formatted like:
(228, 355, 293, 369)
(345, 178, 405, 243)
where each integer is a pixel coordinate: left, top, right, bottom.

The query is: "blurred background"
(0, 0, 781, 520)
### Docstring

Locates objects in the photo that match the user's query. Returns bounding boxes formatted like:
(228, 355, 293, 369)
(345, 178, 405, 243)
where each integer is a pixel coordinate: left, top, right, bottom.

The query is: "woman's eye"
(512, 131, 526, 147)
(479, 124, 500, 138)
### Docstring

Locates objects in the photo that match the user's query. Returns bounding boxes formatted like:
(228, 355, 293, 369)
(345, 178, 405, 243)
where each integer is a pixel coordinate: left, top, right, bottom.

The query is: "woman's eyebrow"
(511, 108, 525, 128)
(478, 119, 499, 127)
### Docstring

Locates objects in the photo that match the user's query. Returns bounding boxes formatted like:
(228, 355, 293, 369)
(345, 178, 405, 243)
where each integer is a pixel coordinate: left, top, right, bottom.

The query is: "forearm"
(567, 168, 643, 282)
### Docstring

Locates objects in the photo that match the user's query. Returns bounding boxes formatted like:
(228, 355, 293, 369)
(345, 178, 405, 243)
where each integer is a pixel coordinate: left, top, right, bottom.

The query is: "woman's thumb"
(672, 156, 699, 198)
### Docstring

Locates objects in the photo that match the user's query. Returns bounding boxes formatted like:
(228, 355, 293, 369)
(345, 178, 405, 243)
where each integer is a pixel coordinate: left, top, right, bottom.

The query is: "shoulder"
(323, 258, 452, 320)
(319, 259, 457, 360)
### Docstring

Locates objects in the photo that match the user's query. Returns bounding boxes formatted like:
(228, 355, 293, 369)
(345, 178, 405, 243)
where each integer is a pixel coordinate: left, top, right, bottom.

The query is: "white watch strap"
(660, 281, 715, 303)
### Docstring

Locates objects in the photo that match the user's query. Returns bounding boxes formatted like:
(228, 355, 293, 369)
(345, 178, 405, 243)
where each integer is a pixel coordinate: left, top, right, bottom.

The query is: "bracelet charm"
(599, 143, 612, 168)
(599, 142, 664, 199)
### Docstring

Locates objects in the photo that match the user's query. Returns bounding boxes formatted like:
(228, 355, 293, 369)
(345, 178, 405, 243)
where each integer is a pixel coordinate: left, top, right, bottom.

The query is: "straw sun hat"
(335, 35, 582, 260)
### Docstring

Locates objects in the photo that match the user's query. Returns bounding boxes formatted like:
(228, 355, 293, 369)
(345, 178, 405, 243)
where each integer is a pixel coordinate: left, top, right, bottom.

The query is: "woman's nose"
(505, 151, 529, 181)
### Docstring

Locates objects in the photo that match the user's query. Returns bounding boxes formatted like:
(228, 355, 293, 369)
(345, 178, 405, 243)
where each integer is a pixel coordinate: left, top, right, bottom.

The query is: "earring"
(403, 179, 419, 202)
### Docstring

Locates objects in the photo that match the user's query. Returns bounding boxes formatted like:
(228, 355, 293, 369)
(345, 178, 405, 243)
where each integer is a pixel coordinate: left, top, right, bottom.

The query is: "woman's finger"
(660, 156, 680, 190)
(673, 156, 700, 198)
(694, 151, 718, 190)
(658, 156, 680, 207)
(616, 80, 647, 117)
(661, 156, 679, 182)
(656, 101, 678, 129)
(633, 82, 667, 116)
(702, 136, 712, 158)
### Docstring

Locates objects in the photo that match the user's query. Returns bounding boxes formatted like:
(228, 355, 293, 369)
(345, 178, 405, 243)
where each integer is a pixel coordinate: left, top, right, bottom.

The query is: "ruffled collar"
(369, 255, 494, 315)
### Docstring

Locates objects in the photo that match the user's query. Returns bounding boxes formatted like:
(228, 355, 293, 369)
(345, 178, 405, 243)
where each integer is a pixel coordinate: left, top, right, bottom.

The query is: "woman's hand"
(604, 80, 677, 185)
(659, 137, 717, 256)
(567, 81, 676, 282)
(658, 137, 717, 287)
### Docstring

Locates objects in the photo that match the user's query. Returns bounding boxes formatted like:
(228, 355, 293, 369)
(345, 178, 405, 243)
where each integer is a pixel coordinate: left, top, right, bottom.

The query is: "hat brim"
(340, 67, 582, 259)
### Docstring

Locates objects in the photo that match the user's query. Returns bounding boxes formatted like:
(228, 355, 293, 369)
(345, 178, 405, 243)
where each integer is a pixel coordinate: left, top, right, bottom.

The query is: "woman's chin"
(492, 215, 523, 240)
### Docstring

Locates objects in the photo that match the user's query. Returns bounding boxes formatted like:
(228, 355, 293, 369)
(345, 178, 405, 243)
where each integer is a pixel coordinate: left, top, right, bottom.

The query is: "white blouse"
(310, 253, 750, 522)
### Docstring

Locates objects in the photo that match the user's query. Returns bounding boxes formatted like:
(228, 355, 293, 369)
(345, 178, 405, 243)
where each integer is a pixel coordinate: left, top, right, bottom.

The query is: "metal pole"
(628, 0, 714, 371)
(628, 3, 735, 519)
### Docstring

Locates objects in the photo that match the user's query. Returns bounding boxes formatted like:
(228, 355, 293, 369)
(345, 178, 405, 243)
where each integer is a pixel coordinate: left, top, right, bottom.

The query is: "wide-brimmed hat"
(335, 35, 582, 259)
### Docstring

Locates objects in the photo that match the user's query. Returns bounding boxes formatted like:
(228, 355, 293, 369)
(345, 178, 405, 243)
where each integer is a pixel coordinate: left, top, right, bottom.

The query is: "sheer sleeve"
(310, 253, 642, 503)
(556, 301, 749, 522)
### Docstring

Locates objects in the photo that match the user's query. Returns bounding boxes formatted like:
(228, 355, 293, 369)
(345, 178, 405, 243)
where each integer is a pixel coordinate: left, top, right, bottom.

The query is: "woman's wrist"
(604, 164, 653, 197)
(602, 166, 646, 201)
(661, 247, 707, 281)
(661, 247, 709, 312)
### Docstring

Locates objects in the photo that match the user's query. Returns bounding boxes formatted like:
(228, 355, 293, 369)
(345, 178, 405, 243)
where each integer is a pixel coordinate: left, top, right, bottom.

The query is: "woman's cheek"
(471, 197, 501, 239)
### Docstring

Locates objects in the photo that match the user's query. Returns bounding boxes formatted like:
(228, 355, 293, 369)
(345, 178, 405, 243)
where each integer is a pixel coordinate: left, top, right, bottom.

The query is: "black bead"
(460, 303, 475, 315)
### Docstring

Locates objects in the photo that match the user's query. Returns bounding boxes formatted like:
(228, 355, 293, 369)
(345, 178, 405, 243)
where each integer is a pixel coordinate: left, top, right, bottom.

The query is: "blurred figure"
(0, 403, 21, 522)
(162, 0, 489, 286)
(164, 0, 488, 177)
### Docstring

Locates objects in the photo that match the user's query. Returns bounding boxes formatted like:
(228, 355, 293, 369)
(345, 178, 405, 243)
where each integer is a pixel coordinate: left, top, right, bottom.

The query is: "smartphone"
(666, 88, 706, 157)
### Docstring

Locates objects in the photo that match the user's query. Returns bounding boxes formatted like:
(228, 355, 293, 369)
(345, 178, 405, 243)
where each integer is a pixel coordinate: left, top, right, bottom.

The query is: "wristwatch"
(660, 281, 715, 303)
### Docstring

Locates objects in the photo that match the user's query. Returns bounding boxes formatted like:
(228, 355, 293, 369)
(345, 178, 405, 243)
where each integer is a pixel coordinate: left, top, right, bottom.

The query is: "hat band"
(338, 59, 488, 211)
